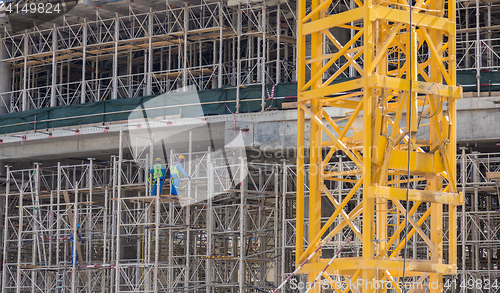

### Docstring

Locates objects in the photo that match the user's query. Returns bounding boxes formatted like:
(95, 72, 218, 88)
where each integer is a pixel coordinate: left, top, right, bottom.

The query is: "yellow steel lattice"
(296, 0, 463, 292)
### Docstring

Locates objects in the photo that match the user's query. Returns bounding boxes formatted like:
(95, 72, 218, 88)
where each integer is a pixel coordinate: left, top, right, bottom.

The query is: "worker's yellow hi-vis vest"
(153, 163, 163, 179)
(170, 163, 181, 178)
(170, 163, 182, 188)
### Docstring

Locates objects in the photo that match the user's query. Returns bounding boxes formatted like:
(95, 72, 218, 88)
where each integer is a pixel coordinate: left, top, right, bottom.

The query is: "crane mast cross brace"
(296, 0, 463, 292)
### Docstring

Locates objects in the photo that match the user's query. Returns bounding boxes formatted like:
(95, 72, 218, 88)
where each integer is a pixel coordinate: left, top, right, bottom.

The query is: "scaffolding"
(0, 0, 297, 113)
(0, 133, 284, 292)
(456, 0, 500, 95)
(456, 151, 500, 293)
(1, 147, 500, 292)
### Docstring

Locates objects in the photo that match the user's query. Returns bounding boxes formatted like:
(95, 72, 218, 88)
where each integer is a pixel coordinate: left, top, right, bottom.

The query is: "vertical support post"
(46, 193, 53, 291)
(295, 0, 305, 263)
(102, 187, 109, 293)
(460, 148, 467, 288)
(361, 1, 374, 291)
(32, 163, 40, 293)
(51, 24, 57, 107)
(87, 158, 93, 292)
(281, 161, 287, 291)
(487, 3, 492, 82)
(183, 3, 188, 90)
(67, 62, 70, 104)
(59, 59, 63, 103)
(472, 152, 479, 276)
(236, 6, 242, 113)
(56, 162, 61, 279)
(1, 166, 10, 293)
(206, 147, 213, 293)
(0, 29, 11, 114)
(261, 5, 267, 112)
(112, 13, 119, 100)
(168, 149, 174, 292)
(238, 157, 245, 293)
(81, 18, 87, 104)
(153, 159, 160, 293)
(71, 177, 79, 293)
(449, 0, 458, 277)
(185, 131, 192, 289)
(218, 2, 223, 88)
(128, 50, 133, 98)
(305, 0, 324, 290)
(22, 30, 28, 111)
(114, 129, 123, 293)
(147, 9, 153, 96)
(274, 165, 279, 287)
(110, 156, 116, 290)
(15, 169, 24, 293)
(476, 0, 480, 96)
(276, 4, 281, 84)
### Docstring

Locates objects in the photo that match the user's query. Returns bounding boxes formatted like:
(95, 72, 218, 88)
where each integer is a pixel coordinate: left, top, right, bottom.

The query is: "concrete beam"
(0, 101, 499, 163)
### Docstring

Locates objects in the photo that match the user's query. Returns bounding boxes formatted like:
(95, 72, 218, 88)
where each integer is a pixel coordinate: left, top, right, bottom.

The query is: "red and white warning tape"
(267, 83, 277, 100)
(225, 103, 237, 132)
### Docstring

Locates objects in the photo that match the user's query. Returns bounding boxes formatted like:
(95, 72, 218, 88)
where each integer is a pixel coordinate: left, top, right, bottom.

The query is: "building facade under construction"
(0, 0, 499, 292)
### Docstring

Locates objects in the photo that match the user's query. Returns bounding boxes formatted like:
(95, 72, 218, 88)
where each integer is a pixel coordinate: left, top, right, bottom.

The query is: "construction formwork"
(0, 0, 297, 113)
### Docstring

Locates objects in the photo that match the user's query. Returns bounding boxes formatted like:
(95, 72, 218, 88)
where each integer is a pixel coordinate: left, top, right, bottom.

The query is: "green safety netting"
(0, 70, 496, 136)
(0, 82, 298, 135)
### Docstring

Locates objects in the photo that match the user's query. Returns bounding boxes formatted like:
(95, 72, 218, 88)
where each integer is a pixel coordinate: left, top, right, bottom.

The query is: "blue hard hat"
(77, 223, 80, 228)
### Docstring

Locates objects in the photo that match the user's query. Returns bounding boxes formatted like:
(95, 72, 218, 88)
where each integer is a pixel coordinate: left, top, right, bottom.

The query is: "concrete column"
(0, 35, 11, 114)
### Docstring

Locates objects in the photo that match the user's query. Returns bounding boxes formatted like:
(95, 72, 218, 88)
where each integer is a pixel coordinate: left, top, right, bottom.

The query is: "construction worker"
(170, 155, 191, 196)
(149, 158, 167, 195)
(69, 223, 81, 265)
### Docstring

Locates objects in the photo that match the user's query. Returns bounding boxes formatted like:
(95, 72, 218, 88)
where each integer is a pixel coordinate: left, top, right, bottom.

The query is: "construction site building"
(0, 0, 498, 292)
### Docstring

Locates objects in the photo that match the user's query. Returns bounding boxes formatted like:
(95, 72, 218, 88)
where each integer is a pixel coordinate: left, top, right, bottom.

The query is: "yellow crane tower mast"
(296, 0, 463, 292)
